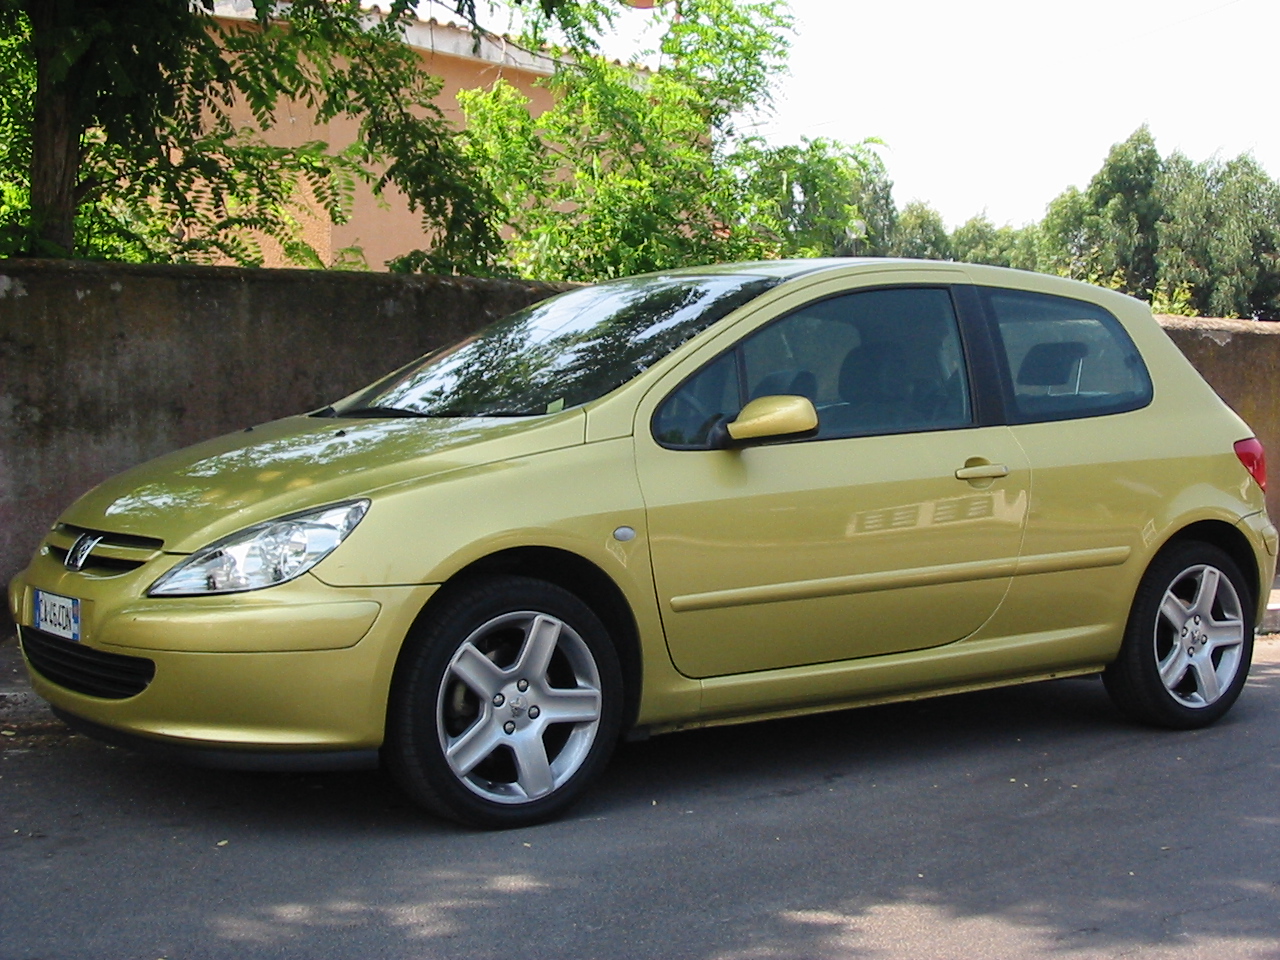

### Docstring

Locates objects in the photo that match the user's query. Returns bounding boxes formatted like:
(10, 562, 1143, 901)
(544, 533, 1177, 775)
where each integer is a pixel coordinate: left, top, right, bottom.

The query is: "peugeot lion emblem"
(65, 533, 104, 572)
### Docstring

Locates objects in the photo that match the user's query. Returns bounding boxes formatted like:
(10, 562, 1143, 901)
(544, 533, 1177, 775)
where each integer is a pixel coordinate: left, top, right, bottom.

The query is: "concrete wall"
(3, 263, 1279, 632)
(0, 260, 570, 628)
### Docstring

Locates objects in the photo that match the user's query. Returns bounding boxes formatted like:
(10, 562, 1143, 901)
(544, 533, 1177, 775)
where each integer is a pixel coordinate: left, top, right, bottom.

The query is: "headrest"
(1016, 341, 1088, 387)
(839, 340, 912, 404)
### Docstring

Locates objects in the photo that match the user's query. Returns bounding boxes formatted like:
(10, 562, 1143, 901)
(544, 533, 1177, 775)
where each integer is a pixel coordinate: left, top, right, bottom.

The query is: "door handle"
(955, 463, 1009, 481)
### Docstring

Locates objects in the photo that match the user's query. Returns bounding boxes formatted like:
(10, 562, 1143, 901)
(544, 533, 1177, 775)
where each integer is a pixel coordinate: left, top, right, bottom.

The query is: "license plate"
(34, 589, 80, 642)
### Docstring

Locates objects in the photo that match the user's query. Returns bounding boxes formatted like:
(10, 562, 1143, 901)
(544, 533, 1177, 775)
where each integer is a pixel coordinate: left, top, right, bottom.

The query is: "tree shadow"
(3, 657, 1280, 959)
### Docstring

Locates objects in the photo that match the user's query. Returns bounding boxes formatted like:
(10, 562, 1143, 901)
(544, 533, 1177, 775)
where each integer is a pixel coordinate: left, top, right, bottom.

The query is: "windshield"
(333, 275, 779, 417)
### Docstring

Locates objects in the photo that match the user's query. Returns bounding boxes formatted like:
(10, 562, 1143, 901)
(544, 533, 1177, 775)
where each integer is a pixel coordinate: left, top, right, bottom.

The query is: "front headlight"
(149, 500, 370, 596)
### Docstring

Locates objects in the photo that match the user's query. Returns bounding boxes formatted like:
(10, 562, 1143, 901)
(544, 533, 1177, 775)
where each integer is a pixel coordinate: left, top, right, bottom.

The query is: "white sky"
(594, 0, 1278, 229)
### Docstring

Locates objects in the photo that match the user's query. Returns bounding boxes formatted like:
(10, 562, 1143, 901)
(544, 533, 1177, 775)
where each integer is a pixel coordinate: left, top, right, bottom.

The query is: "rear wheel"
(385, 577, 623, 828)
(1104, 542, 1254, 729)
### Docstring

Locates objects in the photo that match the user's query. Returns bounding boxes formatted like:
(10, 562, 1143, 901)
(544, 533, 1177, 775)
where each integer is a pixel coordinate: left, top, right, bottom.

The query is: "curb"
(0, 636, 58, 727)
(1263, 583, 1280, 634)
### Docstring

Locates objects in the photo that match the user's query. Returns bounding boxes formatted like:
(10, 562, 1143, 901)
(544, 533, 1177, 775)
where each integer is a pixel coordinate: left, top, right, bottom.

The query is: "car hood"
(60, 411, 587, 553)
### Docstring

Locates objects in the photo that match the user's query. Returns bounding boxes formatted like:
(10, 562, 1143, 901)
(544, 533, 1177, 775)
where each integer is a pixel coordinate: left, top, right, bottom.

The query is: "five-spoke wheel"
(385, 577, 622, 828)
(438, 611, 604, 804)
(1105, 542, 1254, 728)
(1151, 563, 1246, 708)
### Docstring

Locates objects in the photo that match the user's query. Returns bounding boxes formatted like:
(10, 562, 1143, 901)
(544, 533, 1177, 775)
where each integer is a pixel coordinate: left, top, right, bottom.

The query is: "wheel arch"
(403, 546, 644, 736)
(1157, 519, 1262, 614)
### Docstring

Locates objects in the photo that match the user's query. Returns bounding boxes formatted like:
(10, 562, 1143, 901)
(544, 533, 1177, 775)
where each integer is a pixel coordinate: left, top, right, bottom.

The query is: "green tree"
(1032, 127, 1163, 293)
(0, 13, 33, 245)
(1083, 125, 1164, 295)
(447, 0, 881, 281)
(1036, 185, 1090, 278)
(949, 215, 1039, 271)
(734, 136, 884, 258)
(452, 49, 775, 280)
(1156, 152, 1280, 319)
(837, 125, 1280, 319)
(0, 0, 578, 267)
(889, 201, 951, 260)
(845, 155, 897, 256)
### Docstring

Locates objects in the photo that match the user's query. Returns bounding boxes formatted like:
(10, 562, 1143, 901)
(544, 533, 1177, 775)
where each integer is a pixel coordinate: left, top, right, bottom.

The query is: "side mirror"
(709, 395, 819, 449)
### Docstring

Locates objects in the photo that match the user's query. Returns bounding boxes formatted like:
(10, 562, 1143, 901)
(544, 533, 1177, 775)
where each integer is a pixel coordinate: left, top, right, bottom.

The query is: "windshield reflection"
(337, 275, 778, 418)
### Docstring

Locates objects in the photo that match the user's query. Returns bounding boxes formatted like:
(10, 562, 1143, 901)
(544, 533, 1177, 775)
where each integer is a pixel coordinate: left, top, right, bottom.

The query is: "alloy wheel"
(1152, 563, 1245, 709)
(436, 611, 603, 804)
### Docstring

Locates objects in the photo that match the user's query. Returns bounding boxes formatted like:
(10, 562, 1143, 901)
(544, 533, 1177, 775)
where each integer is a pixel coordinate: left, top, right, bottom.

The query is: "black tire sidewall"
(385, 576, 624, 829)
(1105, 542, 1255, 729)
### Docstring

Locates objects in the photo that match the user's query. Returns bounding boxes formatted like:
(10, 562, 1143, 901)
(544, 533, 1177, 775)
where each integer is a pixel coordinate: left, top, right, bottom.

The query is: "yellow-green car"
(8, 259, 1276, 827)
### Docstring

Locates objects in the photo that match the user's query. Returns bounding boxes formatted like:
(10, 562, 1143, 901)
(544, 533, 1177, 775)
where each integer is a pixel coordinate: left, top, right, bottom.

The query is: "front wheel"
(385, 577, 623, 828)
(1104, 542, 1255, 729)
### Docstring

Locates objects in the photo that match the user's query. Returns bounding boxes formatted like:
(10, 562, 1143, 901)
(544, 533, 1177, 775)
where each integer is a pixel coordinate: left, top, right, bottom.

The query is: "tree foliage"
(1082, 127, 1163, 295)
(443, 0, 883, 281)
(0, 11, 33, 242)
(0, 0, 579, 268)
(735, 137, 884, 258)
(890, 201, 952, 261)
(874, 126, 1280, 319)
(1039, 128, 1280, 318)
(1154, 152, 1280, 319)
(3, 0, 889, 277)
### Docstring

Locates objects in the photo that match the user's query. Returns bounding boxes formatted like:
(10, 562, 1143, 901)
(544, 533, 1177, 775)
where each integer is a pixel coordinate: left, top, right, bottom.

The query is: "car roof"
(601, 260, 1145, 319)
(646, 258, 1052, 284)
(650, 258, 898, 280)
(650, 259, 1136, 305)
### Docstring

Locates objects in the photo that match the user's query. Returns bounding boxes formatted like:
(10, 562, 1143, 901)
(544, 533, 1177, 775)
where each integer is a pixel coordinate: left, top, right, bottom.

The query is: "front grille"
(45, 524, 165, 577)
(47, 547, 147, 575)
(19, 627, 155, 699)
(57, 524, 165, 551)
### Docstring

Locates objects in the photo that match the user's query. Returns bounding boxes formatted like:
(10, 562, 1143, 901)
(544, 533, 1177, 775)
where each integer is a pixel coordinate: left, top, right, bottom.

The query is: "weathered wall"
(0, 260, 570, 628)
(2, 263, 1279, 634)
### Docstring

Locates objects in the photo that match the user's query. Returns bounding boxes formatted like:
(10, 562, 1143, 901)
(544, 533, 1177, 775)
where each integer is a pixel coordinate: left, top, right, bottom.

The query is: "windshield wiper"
(429, 409, 542, 417)
(334, 405, 434, 418)
(331, 405, 544, 419)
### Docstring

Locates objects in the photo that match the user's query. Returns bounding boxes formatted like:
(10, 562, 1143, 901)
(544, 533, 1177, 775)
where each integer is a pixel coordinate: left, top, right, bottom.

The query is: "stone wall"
(2, 262, 1278, 632)
(0, 260, 570, 627)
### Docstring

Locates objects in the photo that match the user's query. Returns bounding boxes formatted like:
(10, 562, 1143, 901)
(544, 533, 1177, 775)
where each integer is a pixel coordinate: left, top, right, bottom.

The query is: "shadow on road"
(3, 646, 1280, 959)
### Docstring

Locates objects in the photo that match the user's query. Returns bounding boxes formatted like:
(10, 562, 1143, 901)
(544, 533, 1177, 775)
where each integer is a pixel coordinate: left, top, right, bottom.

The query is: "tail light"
(1235, 438, 1267, 492)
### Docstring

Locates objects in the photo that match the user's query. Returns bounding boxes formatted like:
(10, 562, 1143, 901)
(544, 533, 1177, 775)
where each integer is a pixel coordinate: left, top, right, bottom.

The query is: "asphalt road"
(2, 637, 1280, 960)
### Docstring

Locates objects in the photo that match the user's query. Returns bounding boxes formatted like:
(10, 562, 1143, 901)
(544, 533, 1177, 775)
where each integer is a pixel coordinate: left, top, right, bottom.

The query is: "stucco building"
(215, 1, 556, 269)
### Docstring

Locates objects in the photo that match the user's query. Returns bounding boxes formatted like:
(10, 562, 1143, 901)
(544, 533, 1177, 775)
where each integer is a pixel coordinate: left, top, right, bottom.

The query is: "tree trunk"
(28, 0, 82, 256)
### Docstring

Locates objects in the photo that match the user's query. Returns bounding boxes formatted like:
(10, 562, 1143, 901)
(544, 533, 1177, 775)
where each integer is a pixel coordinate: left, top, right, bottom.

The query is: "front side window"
(652, 351, 742, 447)
(985, 289, 1152, 423)
(336, 275, 778, 418)
(654, 287, 973, 448)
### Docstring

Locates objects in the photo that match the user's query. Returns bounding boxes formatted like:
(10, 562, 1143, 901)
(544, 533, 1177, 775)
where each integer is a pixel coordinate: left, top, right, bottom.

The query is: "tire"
(1104, 542, 1255, 729)
(384, 576, 623, 828)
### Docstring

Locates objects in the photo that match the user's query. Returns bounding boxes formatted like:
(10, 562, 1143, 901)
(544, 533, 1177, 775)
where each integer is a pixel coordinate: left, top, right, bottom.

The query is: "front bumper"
(51, 708, 381, 771)
(9, 546, 436, 759)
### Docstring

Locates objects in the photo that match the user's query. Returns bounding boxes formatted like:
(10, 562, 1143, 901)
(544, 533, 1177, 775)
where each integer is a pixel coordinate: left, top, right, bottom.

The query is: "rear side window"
(985, 289, 1152, 423)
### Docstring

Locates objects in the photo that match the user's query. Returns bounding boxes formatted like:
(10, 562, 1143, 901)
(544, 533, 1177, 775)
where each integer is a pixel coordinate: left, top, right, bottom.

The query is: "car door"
(636, 282, 1031, 679)
(971, 282, 1159, 639)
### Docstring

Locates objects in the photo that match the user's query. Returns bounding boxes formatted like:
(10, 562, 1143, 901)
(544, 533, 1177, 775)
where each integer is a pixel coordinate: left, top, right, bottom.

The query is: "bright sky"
(598, 0, 1278, 229)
